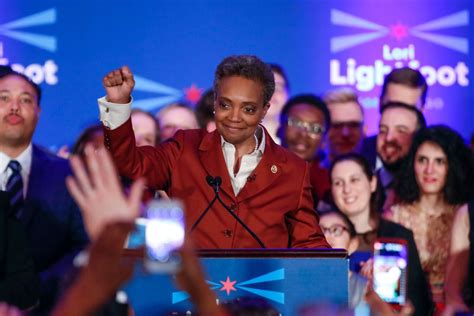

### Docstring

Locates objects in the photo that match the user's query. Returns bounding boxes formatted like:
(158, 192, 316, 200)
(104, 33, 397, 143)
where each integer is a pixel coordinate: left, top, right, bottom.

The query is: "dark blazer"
(0, 191, 39, 309)
(360, 135, 377, 171)
(378, 219, 434, 316)
(104, 119, 329, 249)
(21, 146, 88, 312)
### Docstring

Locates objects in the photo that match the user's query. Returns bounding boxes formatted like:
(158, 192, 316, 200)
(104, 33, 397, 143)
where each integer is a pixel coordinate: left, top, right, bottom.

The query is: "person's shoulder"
(453, 203, 470, 228)
(378, 218, 413, 238)
(33, 145, 69, 166)
(273, 145, 308, 172)
(172, 128, 209, 144)
(265, 134, 306, 165)
(309, 160, 329, 175)
(383, 203, 408, 219)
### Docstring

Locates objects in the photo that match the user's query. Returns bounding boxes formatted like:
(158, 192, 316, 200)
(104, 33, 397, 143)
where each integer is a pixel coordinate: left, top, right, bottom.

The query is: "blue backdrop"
(1, 0, 472, 149)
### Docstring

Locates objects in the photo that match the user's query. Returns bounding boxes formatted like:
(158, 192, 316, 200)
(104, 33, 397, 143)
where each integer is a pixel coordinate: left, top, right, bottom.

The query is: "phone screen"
(373, 239, 408, 306)
(144, 199, 185, 273)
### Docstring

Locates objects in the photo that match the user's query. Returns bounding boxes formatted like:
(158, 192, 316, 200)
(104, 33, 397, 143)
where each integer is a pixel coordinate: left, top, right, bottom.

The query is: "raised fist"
(102, 66, 135, 104)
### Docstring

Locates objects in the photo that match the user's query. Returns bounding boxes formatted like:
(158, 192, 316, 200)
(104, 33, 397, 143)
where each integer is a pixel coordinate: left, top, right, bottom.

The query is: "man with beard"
(377, 102, 426, 208)
(362, 67, 428, 169)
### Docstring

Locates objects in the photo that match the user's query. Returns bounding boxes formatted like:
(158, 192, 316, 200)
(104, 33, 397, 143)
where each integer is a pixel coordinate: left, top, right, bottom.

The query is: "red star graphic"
(219, 276, 237, 295)
(184, 84, 202, 103)
(390, 22, 408, 41)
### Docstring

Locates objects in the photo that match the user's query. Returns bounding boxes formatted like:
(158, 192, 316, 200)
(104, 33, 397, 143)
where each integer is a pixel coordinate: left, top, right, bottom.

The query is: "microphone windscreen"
(214, 176, 222, 186)
(206, 175, 214, 186)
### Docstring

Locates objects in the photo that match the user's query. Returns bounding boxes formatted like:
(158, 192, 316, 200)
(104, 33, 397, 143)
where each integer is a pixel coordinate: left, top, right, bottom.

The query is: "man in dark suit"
(99, 56, 329, 249)
(0, 66, 88, 312)
(0, 190, 39, 310)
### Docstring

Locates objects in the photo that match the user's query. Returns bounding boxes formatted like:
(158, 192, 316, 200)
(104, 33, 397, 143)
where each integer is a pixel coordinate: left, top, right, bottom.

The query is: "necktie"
(6, 160, 24, 217)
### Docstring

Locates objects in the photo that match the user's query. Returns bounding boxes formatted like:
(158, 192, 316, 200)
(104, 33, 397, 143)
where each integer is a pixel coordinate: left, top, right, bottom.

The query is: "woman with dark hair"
(385, 125, 474, 309)
(330, 153, 433, 315)
(98, 56, 329, 249)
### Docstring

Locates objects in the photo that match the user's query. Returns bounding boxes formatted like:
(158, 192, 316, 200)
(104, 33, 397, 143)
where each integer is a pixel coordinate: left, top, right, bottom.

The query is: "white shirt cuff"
(97, 96, 132, 130)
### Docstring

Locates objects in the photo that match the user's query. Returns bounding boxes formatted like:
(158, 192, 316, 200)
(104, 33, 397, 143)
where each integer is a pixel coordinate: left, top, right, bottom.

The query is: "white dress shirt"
(0, 143, 33, 197)
(98, 97, 265, 195)
(221, 127, 265, 195)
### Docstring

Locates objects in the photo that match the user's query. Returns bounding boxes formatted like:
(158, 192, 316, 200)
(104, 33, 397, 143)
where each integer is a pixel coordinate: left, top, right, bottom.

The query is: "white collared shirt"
(98, 97, 266, 195)
(221, 127, 265, 195)
(0, 144, 33, 197)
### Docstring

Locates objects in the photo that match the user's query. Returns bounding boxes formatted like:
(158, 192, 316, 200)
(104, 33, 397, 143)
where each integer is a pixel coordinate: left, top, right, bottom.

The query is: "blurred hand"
(359, 258, 373, 279)
(174, 239, 222, 316)
(103, 66, 135, 104)
(52, 222, 141, 316)
(364, 278, 414, 316)
(57, 145, 70, 159)
(66, 145, 145, 240)
(0, 303, 22, 316)
(80, 222, 139, 299)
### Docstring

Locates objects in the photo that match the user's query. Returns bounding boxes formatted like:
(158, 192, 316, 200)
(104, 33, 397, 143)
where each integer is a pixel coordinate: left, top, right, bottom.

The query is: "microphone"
(189, 176, 219, 233)
(207, 176, 266, 248)
(207, 175, 221, 193)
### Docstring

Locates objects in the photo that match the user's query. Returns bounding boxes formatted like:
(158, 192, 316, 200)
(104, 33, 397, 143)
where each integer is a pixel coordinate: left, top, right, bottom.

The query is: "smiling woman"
(329, 153, 433, 315)
(214, 76, 267, 158)
(385, 125, 474, 308)
(98, 55, 330, 250)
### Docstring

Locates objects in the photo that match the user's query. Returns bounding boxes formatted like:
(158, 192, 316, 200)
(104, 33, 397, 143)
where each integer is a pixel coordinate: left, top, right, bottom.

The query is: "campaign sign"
(1, 1, 473, 149)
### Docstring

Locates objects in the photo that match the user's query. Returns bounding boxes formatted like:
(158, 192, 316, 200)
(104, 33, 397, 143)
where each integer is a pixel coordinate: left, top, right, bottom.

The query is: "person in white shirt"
(97, 55, 329, 249)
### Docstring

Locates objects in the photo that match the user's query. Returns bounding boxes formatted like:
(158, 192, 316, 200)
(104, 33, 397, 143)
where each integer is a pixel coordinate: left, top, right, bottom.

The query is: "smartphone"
(126, 217, 147, 249)
(143, 199, 185, 274)
(373, 238, 408, 308)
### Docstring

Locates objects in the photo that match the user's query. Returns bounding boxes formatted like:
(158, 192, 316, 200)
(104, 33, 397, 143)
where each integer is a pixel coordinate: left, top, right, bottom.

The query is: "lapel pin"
(271, 165, 278, 174)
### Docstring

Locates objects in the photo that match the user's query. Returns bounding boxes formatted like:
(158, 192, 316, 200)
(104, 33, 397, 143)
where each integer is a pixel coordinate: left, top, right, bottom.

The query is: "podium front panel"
(124, 254, 348, 315)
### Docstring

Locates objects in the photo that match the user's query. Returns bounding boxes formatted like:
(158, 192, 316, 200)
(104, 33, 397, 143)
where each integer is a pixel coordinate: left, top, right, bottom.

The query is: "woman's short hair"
(214, 55, 275, 105)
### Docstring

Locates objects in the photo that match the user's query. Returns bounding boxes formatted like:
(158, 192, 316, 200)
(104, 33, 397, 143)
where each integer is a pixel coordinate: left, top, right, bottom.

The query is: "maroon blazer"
(104, 119, 329, 249)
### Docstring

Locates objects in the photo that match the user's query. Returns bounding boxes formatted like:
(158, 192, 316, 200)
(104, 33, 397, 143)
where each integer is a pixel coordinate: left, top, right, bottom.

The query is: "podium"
(124, 249, 348, 315)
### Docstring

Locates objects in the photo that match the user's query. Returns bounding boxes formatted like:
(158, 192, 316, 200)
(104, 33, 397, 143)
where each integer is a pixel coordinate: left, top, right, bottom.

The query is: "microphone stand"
(189, 175, 266, 248)
(212, 176, 266, 248)
(189, 176, 219, 233)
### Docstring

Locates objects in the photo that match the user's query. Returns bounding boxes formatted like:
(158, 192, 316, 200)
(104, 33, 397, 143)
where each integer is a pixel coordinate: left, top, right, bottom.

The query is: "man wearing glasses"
(323, 88, 365, 166)
(278, 94, 331, 206)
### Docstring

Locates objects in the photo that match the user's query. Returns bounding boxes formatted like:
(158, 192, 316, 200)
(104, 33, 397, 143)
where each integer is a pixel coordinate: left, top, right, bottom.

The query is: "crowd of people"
(0, 53, 473, 316)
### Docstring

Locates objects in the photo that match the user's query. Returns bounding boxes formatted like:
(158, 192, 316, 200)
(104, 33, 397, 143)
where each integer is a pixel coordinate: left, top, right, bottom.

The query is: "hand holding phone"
(144, 199, 185, 273)
(372, 238, 408, 308)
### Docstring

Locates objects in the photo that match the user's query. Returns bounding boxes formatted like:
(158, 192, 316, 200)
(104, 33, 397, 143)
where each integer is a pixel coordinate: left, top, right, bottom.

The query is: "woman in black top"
(329, 153, 433, 316)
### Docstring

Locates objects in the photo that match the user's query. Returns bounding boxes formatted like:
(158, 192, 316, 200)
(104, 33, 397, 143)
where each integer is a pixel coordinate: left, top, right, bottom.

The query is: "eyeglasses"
(320, 224, 349, 237)
(286, 117, 325, 138)
(331, 121, 363, 131)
